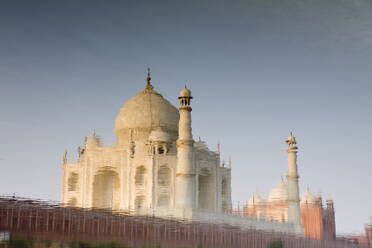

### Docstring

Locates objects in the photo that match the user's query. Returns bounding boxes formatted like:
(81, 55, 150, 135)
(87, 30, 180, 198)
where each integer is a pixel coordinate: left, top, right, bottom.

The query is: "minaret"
(286, 133, 303, 233)
(175, 86, 196, 209)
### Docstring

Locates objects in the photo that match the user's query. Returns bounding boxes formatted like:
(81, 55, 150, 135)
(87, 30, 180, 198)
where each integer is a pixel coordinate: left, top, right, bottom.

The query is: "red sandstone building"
(242, 186, 336, 240)
(301, 198, 335, 240)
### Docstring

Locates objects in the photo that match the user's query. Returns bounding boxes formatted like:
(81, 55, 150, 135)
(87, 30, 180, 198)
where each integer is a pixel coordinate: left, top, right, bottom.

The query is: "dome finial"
(146, 67, 154, 90)
(286, 131, 297, 146)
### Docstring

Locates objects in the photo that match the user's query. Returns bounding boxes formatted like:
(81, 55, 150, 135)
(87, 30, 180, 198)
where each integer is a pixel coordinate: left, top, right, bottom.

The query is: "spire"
(146, 68, 154, 90)
(63, 150, 67, 164)
(77, 146, 81, 158)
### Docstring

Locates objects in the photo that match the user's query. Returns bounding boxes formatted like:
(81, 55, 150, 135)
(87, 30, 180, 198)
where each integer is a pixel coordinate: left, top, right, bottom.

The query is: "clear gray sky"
(0, 0, 371, 234)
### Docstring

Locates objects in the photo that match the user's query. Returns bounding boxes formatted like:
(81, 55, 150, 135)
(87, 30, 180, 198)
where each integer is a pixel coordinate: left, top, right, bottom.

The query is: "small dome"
(248, 193, 265, 205)
(195, 140, 209, 150)
(268, 182, 288, 202)
(86, 134, 101, 149)
(301, 190, 316, 204)
(179, 87, 192, 98)
(149, 129, 172, 142)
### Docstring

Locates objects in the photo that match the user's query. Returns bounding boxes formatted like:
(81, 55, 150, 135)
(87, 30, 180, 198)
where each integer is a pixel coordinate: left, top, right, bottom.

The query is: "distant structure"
(367, 221, 372, 246)
(243, 134, 336, 240)
(344, 218, 372, 246)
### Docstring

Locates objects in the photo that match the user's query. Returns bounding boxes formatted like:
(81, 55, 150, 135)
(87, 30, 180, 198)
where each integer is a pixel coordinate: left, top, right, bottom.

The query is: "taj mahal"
(61, 71, 335, 237)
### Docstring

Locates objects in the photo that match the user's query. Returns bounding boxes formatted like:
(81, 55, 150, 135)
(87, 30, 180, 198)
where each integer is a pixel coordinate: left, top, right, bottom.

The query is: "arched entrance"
(157, 166, 171, 207)
(92, 170, 120, 210)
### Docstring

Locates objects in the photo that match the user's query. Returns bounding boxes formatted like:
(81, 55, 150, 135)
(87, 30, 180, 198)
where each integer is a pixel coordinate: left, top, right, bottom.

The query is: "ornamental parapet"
(286, 146, 298, 153)
(179, 106, 192, 111)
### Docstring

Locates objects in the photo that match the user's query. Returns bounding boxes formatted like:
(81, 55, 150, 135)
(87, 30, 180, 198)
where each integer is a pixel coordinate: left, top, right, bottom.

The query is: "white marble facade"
(61, 72, 232, 216)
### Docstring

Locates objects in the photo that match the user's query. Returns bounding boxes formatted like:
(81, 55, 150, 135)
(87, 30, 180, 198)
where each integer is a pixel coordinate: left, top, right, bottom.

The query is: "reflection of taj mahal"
(62, 71, 232, 216)
(60, 71, 325, 235)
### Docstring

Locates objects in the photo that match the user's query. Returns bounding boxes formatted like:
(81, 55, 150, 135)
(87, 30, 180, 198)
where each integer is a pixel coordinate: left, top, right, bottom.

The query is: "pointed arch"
(92, 170, 120, 210)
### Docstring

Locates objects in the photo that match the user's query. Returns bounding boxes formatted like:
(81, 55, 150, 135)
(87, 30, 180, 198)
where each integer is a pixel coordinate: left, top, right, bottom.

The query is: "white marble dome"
(301, 190, 316, 204)
(115, 87, 179, 134)
(86, 135, 100, 148)
(268, 182, 288, 202)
